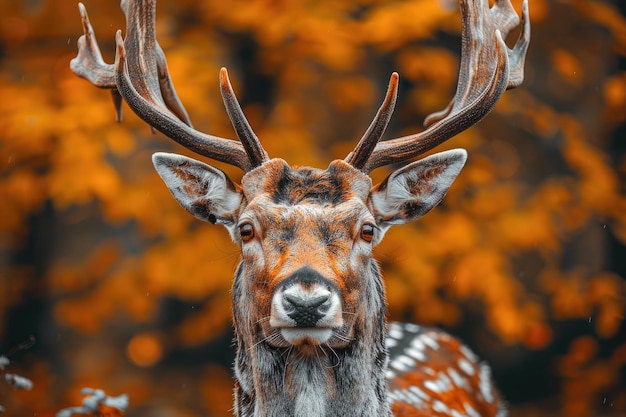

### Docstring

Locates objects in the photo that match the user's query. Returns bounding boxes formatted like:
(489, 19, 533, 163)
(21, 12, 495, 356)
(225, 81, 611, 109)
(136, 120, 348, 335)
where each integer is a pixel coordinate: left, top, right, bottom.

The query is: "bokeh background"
(1, 0, 625, 415)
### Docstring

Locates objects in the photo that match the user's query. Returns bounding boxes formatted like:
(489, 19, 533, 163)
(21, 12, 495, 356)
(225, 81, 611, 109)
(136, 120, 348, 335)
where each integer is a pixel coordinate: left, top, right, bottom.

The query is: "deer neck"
(232, 262, 392, 417)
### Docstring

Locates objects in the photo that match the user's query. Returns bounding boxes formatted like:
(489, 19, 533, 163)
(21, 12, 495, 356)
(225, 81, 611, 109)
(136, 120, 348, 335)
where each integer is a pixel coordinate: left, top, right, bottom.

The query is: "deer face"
(153, 149, 466, 351)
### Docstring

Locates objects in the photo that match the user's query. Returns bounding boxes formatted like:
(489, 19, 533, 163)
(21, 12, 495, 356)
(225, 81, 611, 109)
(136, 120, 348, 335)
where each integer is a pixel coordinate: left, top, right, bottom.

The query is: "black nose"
(282, 294, 331, 327)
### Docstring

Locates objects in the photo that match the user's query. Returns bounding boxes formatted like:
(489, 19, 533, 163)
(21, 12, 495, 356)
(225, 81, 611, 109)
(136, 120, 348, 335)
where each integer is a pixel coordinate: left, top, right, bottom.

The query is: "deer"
(71, 0, 529, 415)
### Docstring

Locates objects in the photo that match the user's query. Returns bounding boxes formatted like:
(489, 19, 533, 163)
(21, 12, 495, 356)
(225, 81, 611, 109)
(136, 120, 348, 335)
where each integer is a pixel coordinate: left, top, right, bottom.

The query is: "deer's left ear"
(370, 149, 467, 227)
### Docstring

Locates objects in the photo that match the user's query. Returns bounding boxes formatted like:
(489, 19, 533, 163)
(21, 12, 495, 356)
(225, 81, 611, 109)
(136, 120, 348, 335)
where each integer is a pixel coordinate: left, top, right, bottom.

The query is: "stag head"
(71, 0, 529, 350)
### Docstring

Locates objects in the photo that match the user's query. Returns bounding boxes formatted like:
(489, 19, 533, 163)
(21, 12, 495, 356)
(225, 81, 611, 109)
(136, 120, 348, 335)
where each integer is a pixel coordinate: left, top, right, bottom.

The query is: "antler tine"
(70, 3, 123, 120)
(219, 68, 269, 168)
(360, 0, 530, 173)
(70, 3, 115, 88)
(345, 72, 399, 170)
(506, 0, 531, 89)
(71, 0, 263, 172)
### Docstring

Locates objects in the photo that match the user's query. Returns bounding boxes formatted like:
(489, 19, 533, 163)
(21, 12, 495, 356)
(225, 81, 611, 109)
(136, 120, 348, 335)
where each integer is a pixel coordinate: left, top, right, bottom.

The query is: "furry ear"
(152, 152, 242, 226)
(370, 149, 467, 227)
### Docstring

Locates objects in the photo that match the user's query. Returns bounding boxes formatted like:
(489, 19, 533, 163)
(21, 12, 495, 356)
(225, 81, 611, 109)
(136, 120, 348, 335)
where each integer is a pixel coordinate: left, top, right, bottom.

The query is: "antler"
(348, 0, 530, 173)
(70, 0, 268, 172)
(345, 72, 399, 169)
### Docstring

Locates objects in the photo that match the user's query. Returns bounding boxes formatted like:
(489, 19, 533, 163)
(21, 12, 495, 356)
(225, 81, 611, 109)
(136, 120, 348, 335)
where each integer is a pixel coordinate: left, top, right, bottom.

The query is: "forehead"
(241, 159, 372, 205)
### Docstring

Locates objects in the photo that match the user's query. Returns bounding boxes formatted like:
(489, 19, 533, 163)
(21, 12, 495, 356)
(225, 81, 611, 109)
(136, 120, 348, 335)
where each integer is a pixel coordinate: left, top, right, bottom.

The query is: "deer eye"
(239, 223, 255, 242)
(360, 224, 375, 243)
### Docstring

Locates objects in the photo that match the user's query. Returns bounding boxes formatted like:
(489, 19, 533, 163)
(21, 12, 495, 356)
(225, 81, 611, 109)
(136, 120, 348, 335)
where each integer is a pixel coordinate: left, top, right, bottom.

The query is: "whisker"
(317, 344, 340, 369)
(313, 345, 322, 368)
(279, 345, 293, 359)
(324, 344, 342, 368)
(333, 333, 354, 343)
(282, 345, 294, 388)
(248, 330, 280, 353)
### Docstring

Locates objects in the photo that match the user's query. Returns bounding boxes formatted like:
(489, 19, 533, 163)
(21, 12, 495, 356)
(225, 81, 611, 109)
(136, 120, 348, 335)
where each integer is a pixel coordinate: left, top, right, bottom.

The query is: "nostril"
(282, 294, 299, 312)
(283, 294, 304, 309)
(307, 294, 330, 309)
(317, 297, 332, 314)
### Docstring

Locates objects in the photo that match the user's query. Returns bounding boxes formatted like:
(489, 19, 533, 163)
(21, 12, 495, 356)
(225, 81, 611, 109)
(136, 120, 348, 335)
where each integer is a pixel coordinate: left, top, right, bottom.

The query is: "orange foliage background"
(1, 0, 625, 416)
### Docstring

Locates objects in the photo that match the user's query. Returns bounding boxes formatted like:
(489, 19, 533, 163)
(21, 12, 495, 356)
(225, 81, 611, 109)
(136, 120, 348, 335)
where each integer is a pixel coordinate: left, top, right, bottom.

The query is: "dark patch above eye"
(278, 220, 297, 242)
(270, 167, 347, 205)
(315, 221, 337, 245)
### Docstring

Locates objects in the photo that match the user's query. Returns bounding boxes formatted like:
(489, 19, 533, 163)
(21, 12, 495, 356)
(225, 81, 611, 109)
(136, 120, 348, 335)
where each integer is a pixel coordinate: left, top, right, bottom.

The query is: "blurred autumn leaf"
(0, 0, 625, 416)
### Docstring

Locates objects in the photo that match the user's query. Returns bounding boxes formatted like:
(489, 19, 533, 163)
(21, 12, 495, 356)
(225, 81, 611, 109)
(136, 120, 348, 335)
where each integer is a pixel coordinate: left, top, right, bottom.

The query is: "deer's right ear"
(152, 152, 243, 225)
